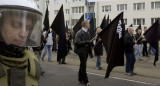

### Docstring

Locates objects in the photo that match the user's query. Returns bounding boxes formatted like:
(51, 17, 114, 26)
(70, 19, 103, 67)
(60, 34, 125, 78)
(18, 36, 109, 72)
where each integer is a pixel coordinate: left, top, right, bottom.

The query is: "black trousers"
(142, 41, 148, 56)
(78, 54, 88, 84)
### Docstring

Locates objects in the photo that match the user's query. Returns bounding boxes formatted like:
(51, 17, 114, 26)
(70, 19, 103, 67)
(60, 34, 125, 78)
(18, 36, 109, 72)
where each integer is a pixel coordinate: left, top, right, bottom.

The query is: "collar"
(82, 27, 88, 32)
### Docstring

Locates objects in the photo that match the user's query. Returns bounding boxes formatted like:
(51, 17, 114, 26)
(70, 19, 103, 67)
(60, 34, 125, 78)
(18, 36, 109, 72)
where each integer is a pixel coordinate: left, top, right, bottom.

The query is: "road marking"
(74, 70, 158, 86)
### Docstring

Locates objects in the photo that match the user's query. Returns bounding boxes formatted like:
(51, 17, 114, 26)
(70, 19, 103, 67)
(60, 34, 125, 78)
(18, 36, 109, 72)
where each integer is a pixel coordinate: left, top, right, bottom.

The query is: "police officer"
(0, 0, 42, 85)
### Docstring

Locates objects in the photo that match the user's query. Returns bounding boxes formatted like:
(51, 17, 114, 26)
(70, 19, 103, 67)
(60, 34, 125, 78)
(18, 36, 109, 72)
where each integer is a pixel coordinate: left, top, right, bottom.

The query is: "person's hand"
(135, 41, 137, 44)
(99, 38, 101, 41)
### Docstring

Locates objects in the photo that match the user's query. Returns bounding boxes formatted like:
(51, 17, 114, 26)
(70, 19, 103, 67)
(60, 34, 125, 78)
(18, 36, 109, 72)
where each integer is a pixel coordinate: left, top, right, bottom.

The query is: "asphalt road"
(40, 62, 159, 86)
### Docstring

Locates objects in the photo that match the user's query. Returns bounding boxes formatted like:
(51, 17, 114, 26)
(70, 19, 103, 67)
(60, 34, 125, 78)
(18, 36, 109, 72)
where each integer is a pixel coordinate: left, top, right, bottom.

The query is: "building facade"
(46, 0, 160, 31)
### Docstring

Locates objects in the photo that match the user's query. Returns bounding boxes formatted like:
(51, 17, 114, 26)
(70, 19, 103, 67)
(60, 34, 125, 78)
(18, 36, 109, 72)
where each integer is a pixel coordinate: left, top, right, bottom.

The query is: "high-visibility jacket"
(0, 50, 41, 86)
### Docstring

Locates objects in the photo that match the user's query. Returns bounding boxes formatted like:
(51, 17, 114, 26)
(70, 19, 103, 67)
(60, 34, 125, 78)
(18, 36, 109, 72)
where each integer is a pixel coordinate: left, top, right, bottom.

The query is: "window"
(133, 3, 145, 10)
(88, 6, 94, 13)
(151, 18, 158, 25)
(72, 19, 79, 26)
(133, 18, 145, 25)
(54, 10, 58, 15)
(54, 0, 60, 4)
(66, 9, 70, 14)
(66, 21, 69, 26)
(72, 7, 84, 13)
(66, 0, 69, 3)
(151, 1, 160, 9)
(46, 1, 49, 6)
(102, 5, 111, 12)
(117, 4, 127, 11)
(124, 19, 127, 25)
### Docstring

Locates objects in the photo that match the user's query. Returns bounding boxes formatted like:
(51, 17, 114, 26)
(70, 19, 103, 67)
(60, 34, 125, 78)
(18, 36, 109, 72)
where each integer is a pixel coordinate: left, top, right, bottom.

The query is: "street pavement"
(39, 50, 160, 86)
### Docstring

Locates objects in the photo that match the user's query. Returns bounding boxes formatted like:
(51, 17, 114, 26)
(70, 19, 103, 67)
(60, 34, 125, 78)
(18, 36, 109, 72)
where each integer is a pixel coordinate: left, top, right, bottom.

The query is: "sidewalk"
(43, 50, 160, 79)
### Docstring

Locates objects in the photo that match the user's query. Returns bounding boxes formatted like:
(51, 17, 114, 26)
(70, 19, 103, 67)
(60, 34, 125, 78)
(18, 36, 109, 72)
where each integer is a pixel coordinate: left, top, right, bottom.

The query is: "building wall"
(96, 0, 160, 30)
(47, 0, 160, 31)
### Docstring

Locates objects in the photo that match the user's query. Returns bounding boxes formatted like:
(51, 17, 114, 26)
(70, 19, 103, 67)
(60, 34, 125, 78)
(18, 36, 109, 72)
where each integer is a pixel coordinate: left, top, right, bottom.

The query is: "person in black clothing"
(94, 27, 103, 70)
(124, 27, 137, 76)
(142, 26, 149, 57)
(75, 20, 93, 86)
(135, 29, 143, 61)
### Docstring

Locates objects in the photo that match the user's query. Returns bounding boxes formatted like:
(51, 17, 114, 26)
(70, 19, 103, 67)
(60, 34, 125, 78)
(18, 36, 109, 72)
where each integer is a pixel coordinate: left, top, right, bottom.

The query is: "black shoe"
(42, 58, 44, 62)
(78, 81, 84, 84)
(41, 71, 45, 76)
(61, 62, 67, 64)
(58, 61, 61, 64)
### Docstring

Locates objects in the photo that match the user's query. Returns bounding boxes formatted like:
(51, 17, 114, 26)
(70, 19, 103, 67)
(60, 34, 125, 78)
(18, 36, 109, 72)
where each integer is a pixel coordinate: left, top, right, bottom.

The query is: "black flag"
(66, 22, 69, 32)
(73, 14, 84, 41)
(50, 5, 67, 61)
(125, 24, 133, 34)
(129, 24, 133, 27)
(106, 15, 110, 27)
(89, 17, 95, 40)
(43, 6, 50, 31)
(98, 12, 124, 78)
(144, 19, 160, 66)
(100, 15, 107, 29)
(135, 24, 141, 33)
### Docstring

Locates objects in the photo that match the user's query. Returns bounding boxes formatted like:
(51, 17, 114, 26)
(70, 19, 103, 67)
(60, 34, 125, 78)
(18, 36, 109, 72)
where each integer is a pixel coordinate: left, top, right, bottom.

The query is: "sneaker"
(131, 72, 137, 75)
(85, 83, 92, 86)
(139, 59, 144, 61)
(48, 60, 53, 62)
(125, 73, 132, 76)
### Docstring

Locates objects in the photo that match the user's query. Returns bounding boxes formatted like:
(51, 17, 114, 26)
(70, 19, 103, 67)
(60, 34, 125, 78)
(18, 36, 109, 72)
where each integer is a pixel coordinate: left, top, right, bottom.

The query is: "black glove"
(43, 39, 47, 44)
(89, 53, 93, 58)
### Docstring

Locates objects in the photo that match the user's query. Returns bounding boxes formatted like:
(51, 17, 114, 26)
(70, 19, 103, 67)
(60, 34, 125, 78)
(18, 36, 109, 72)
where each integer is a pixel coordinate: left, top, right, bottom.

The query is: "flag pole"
(39, 28, 50, 50)
(90, 35, 97, 42)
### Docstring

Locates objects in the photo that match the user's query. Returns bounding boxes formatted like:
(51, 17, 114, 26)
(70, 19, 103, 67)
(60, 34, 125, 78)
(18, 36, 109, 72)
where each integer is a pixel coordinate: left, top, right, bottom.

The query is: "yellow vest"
(0, 50, 41, 86)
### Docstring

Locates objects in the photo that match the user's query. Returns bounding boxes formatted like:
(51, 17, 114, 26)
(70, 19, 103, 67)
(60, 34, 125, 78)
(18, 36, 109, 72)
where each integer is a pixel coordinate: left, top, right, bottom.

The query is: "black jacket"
(124, 33, 135, 53)
(74, 29, 92, 57)
(94, 36, 103, 56)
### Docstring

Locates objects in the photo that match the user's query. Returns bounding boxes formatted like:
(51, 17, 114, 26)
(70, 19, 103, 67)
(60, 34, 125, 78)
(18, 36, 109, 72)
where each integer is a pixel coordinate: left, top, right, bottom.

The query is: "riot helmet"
(0, 0, 42, 47)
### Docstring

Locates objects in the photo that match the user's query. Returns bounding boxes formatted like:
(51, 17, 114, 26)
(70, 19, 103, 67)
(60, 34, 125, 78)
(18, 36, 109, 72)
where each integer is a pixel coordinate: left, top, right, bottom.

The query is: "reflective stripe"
(0, 63, 5, 77)
(34, 59, 41, 79)
(10, 68, 25, 86)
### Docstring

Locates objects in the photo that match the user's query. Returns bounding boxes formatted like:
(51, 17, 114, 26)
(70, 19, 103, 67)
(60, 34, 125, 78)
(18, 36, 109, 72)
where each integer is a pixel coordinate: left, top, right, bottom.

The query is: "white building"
(46, 0, 160, 30)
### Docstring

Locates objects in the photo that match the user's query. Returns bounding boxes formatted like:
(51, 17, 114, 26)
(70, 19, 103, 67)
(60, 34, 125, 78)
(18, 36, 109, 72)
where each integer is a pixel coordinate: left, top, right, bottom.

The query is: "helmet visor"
(0, 9, 42, 47)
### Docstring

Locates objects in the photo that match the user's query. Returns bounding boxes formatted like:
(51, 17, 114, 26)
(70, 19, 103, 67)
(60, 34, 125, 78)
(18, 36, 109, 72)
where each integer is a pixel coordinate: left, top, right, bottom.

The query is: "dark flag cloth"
(89, 17, 95, 40)
(66, 22, 69, 32)
(50, 5, 67, 60)
(73, 14, 84, 41)
(129, 24, 133, 27)
(106, 15, 110, 27)
(98, 12, 124, 78)
(100, 15, 107, 29)
(143, 19, 160, 66)
(135, 24, 141, 33)
(43, 6, 50, 31)
(125, 24, 133, 34)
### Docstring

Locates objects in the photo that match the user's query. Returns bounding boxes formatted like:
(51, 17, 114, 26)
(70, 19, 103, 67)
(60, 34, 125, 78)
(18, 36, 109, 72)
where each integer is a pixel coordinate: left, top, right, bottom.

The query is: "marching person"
(75, 20, 93, 86)
(94, 27, 103, 70)
(124, 27, 137, 76)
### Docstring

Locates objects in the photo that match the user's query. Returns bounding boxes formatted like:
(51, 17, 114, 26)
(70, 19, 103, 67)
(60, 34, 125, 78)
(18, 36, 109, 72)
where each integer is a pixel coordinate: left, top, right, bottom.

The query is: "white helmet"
(0, 0, 42, 47)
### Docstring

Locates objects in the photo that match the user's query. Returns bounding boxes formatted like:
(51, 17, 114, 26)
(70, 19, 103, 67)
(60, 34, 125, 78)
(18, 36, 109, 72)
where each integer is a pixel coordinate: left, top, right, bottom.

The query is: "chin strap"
(0, 42, 24, 58)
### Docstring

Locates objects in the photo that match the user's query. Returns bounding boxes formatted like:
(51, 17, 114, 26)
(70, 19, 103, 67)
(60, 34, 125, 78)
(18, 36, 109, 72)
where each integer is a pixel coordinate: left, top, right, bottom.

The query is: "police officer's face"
(2, 15, 32, 46)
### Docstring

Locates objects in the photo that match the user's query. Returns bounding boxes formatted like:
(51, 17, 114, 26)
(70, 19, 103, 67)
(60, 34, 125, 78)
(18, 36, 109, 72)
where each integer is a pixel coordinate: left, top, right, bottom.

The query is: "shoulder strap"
(26, 50, 41, 80)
